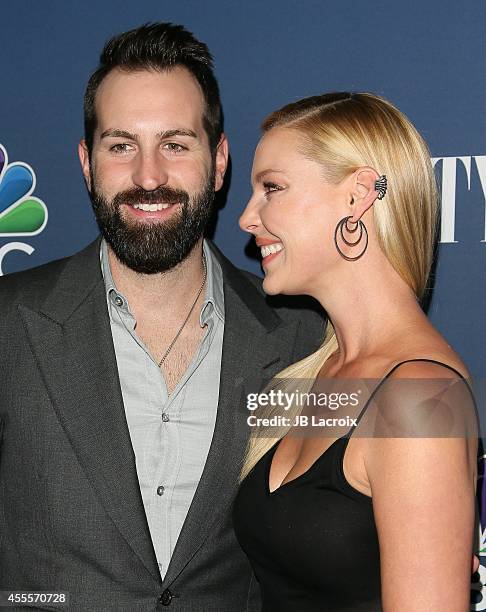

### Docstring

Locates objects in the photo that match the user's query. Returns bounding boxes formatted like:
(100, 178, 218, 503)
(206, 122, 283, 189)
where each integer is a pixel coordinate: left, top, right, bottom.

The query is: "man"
(0, 23, 324, 611)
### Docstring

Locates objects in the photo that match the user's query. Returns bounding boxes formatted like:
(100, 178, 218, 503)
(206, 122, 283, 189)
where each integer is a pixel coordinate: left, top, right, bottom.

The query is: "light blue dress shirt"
(100, 238, 224, 578)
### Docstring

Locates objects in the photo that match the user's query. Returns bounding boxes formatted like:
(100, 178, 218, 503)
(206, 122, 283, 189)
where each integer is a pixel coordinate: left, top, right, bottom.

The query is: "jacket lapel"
(163, 244, 300, 586)
(19, 239, 161, 584)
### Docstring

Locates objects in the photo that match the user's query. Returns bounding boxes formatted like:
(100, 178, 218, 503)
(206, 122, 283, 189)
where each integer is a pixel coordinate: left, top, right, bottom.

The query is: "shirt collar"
(100, 238, 224, 324)
(201, 238, 224, 324)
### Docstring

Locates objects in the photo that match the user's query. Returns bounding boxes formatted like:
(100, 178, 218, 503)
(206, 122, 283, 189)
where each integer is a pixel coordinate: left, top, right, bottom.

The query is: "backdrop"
(1, 1, 485, 608)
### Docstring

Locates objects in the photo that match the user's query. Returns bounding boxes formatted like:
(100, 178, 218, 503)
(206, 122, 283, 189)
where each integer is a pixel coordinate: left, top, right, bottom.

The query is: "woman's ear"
(348, 167, 381, 222)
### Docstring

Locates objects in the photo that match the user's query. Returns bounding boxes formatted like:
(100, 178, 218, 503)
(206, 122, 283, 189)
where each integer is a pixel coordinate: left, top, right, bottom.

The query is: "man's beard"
(89, 166, 216, 274)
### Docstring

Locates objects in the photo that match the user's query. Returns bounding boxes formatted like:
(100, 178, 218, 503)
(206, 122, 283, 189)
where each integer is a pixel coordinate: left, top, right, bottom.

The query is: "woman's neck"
(312, 253, 429, 369)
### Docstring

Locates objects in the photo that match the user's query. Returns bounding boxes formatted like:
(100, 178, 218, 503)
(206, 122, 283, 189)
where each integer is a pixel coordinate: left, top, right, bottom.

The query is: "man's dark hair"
(84, 22, 223, 155)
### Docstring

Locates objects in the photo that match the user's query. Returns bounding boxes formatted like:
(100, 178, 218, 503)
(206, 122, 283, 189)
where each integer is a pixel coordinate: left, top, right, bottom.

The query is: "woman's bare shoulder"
(386, 345, 469, 380)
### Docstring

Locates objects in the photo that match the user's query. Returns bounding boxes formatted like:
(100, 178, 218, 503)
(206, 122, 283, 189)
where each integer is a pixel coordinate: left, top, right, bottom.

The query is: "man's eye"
(164, 142, 186, 153)
(110, 143, 132, 154)
(263, 182, 282, 196)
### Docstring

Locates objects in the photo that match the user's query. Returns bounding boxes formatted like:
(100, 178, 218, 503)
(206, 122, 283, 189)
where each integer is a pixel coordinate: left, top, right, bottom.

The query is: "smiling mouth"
(260, 243, 284, 258)
(131, 202, 179, 211)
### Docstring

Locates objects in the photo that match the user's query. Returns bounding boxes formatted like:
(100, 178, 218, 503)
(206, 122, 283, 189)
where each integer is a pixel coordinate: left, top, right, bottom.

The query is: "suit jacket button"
(159, 589, 172, 606)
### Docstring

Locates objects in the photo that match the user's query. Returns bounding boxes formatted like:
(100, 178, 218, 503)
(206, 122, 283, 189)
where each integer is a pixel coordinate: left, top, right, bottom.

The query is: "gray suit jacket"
(0, 237, 325, 611)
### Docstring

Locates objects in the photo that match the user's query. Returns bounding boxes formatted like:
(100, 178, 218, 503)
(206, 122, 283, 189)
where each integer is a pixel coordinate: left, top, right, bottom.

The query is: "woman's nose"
(239, 196, 261, 234)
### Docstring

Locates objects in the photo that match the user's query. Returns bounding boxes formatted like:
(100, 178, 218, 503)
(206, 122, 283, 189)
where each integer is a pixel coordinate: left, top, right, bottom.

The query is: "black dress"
(233, 359, 469, 612)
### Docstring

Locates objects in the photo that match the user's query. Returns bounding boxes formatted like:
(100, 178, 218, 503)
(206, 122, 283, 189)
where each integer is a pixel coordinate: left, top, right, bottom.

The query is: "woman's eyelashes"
(262, 181, 283, 198)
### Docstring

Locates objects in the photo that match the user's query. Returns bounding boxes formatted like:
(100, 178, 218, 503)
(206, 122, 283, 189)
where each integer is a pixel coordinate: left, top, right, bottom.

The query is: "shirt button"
(157, 485, 165, 496)
(161, 413, 170, 422)
(114, 296, 124, 307)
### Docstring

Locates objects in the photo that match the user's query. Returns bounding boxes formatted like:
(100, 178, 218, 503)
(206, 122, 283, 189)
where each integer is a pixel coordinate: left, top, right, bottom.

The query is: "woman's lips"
(259, 242, 284, 267)
(261, 249, 282, 267)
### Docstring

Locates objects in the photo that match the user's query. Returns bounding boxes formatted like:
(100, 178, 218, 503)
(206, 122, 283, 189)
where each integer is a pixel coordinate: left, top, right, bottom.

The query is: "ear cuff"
(374, 175, 387, 200)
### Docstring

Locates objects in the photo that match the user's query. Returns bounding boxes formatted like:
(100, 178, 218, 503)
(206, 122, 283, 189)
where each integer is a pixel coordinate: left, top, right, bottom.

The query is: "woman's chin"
(262, 275, 298, 296)
(263, 276, 313, 298)
(262, 276, 281, 296)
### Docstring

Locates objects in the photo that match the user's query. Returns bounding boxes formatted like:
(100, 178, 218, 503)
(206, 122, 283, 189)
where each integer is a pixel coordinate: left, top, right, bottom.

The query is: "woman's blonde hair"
(240, 92, 439, 480)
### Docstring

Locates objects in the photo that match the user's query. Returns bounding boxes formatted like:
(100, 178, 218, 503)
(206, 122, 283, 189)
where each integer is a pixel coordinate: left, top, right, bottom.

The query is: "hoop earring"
(334, 216, 368, 261)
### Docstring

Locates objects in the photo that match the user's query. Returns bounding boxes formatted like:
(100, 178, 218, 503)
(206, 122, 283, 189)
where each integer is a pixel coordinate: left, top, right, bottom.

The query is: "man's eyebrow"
(100, 129, 138, 140)
(99, 128, 198, 140)
(157, 129, 198, 139)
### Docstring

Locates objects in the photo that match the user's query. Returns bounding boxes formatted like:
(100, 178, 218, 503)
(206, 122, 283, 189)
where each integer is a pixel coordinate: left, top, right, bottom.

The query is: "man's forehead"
(94, 66, 206, 129)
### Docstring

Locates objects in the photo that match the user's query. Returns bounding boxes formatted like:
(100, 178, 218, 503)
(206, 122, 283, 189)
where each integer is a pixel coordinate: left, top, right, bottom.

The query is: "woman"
(233, 92, 478, 611)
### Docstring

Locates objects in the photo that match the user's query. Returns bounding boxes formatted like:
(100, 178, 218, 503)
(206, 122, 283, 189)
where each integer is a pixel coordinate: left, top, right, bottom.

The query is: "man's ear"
(214, 134, 229, 192)
(78, 140, 92, 192)
(348, 167, 381, 222)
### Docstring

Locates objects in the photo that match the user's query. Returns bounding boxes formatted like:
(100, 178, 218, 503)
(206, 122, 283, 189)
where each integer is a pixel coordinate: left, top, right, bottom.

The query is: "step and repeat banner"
(2, 1, 486, 608)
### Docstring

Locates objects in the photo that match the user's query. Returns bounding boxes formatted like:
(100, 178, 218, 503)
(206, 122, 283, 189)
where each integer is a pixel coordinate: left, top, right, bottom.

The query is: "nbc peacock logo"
(0, 143, 47, 235)
(471, 454, 486, 610)
(0, 143, 48, 274)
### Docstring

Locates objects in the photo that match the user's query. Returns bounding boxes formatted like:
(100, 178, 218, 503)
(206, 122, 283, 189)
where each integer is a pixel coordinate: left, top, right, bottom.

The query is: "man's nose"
(131, 150, 169, 191)
(239, 196, 261, 234)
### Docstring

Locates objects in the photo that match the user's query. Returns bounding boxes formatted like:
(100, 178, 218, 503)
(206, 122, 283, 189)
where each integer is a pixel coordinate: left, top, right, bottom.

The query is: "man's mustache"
(111, 186, 190, 208)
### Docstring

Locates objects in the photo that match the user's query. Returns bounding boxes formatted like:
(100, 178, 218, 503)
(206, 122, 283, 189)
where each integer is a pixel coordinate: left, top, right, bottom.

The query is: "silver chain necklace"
(158, 253, 207, 367)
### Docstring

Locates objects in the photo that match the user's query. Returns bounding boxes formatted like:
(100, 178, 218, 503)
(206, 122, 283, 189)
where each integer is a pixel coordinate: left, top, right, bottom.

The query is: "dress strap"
(349, 358, 470, 434)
